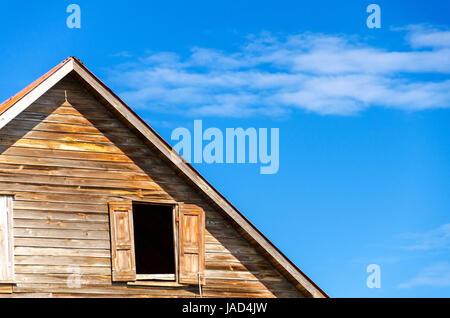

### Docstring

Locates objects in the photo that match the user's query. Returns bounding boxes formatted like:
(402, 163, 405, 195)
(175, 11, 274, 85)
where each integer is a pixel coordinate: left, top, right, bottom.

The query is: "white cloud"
(398, 262, 450, 289)
(400, 223, 450, 251)
(109, 26, 450, 117)
(404, 24, 450, 48)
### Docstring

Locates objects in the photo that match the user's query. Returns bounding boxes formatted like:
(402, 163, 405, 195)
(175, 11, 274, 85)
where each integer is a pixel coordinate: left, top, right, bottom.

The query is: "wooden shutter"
(109, 201, 136, 282)
(178, 204, 205, 284)
(0, 196, 14, 283)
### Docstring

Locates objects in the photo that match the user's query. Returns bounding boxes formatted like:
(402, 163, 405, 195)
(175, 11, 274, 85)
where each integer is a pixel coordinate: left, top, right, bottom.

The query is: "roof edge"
(0, 57, 73, 115)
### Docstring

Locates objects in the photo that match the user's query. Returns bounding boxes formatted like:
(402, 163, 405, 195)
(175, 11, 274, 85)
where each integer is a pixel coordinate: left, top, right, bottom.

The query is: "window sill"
(127, 281, 186, 288)
(136, 274, 176, 281)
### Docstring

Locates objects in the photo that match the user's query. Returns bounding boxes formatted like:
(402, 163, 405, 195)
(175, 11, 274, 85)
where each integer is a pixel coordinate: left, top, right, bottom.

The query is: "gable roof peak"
(0, 58, 327, 298)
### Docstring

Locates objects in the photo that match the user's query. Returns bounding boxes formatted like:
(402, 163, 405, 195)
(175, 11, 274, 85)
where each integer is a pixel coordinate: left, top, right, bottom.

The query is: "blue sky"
(0, 1, 449, 297)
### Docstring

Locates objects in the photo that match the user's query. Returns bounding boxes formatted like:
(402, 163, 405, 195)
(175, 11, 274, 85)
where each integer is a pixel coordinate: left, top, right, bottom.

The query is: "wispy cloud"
(398, 262, 450, 289)
(111, 51, 133, 58)
(109, 25, 450, 117)
(400, 223, 450, 251)
(404, 24, 450, 49)
(396, 223, 450, 289)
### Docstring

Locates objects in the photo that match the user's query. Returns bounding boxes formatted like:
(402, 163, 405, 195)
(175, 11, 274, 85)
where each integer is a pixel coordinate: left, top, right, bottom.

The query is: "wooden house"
(0, 57, 326, 298)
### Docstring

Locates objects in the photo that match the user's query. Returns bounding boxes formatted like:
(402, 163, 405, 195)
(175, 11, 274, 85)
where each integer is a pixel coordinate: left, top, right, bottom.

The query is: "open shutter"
(109, 201, 136, 282)
(178, 204, 205, 284)
(0, 196, 14, 283)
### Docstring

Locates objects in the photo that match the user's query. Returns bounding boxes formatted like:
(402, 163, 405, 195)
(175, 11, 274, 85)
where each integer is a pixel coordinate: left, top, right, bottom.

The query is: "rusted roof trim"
(0, 57, 72, 115)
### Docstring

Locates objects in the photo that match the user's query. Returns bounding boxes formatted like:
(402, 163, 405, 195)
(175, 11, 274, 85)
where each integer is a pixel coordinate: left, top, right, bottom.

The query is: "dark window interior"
(133, 203, 175, 275)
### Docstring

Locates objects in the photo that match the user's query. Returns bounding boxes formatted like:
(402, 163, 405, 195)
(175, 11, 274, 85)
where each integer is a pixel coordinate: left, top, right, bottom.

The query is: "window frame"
(0, 195, 15, 289)
(109, 199, 205, 287)
(132, 201, 179, 283)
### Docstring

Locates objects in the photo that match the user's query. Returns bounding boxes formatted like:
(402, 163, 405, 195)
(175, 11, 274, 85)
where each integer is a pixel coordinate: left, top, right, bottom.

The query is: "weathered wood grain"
(0, 74, 305, 298)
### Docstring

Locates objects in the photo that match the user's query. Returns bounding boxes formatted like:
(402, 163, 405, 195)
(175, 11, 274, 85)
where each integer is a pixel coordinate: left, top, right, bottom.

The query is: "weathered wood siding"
(0, 74, 304, 298)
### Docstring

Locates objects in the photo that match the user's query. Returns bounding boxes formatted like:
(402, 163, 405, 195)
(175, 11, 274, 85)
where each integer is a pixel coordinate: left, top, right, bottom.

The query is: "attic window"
(108, 201, 205, 284)
(132, 203, 176, 281)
